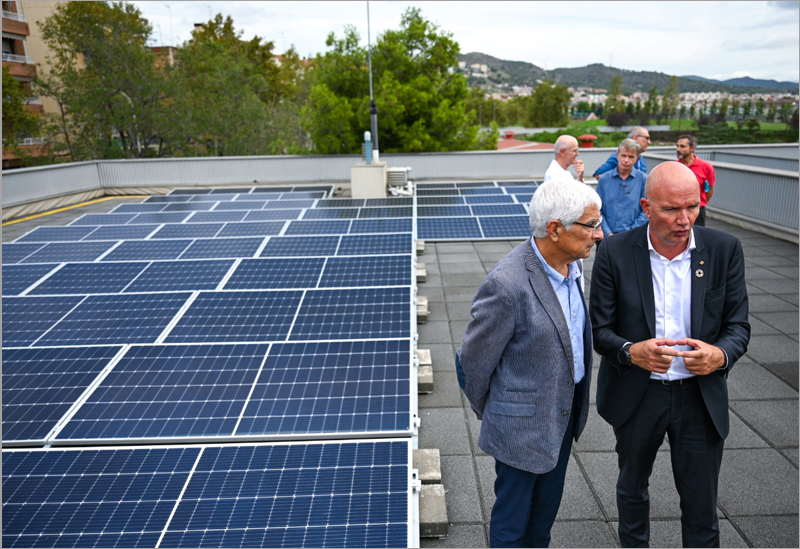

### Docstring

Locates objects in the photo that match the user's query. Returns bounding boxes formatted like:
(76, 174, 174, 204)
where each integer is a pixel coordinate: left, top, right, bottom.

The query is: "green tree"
(779, 101, 793, 129)
(2, 66, 41, 157)
(529, 79, 571, 127)
(689, 104, 696, 119)
(661, 76, 679, 120)
(605, 75, 625, 121)
(742, 101, 752, 118)
(755, 97, 765, 118)
(719, 97, 730, 120)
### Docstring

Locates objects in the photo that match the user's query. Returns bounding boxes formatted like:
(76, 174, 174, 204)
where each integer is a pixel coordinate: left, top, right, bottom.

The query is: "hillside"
(459, 52, 798, 94)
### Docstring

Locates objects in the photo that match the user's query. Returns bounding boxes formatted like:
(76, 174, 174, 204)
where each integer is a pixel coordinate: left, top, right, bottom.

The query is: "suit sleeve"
(712, 238, 750, 372)
(460, 276, 516, 416)
(589, 239, 629, 372)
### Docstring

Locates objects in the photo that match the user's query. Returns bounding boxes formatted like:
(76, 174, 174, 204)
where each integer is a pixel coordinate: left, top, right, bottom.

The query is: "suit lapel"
(525, 241, 575, 370)
(690, 231, 707, 339)
(633, 227, 656, 337)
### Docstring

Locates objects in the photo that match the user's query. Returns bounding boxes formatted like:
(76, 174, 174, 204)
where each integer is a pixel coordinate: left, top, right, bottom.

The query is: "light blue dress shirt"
(596, 167, 648, 235)
(531, 238, 586, 382)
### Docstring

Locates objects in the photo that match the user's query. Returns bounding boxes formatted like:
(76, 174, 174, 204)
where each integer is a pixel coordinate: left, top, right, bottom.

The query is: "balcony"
(17, 137, 45, 145)
(2, 52, 33, 64)
(2, 9, 25, 22)
(23, 96, 41, 105)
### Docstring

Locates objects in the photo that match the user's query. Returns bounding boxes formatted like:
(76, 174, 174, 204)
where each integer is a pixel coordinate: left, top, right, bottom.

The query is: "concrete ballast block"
(417, 295, 429, 323)
(419, 483, 448, 538)
(413, 448, 442, 484)
(418, 365, 434, 393)
(414, 348, 432, 366)
(416, 240, 425, 255)
(416, 262, 427, 283)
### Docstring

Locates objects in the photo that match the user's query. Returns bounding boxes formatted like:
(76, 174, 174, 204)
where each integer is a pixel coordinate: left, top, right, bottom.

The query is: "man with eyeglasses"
(544, 135, 585, 183)
(596, 139, 648, 237)
(593, 127, 651, 178)
(458, 178, 603, 547)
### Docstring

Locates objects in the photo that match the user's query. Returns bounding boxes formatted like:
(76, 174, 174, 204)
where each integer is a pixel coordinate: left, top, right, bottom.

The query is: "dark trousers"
(696, 206, 706, 226)
(489, 383, 583, 548)
(613, 378, 724, 548)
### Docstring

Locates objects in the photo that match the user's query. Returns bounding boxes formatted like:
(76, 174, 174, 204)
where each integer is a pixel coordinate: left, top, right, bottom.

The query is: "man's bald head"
(645, 161, 700, 202)
(554, 135, 578, 157)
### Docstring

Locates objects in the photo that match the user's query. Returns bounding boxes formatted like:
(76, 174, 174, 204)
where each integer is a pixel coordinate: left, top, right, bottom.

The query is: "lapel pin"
(700, 261, 704, 265)
(695, 269, 704, 278)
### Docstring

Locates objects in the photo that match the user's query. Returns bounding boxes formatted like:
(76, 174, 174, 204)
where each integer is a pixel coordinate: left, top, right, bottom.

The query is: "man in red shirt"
(677, 135, 716, 226)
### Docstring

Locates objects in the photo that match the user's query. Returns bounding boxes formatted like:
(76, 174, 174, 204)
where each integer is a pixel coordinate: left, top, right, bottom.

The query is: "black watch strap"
(618, 342, 633, 366)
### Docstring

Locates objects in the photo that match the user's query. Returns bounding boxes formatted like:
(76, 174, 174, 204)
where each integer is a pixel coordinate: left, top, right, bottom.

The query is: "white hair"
(554, 134, 577, 157)
(529, 179, 602, 238)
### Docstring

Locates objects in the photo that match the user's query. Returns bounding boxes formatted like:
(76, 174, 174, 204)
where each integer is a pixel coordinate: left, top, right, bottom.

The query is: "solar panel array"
(2, 185, 420, 548)
(414, 180, 539, 241)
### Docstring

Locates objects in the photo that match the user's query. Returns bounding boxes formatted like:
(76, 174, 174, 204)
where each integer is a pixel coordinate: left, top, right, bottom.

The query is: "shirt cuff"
(717, 348, 730, 370)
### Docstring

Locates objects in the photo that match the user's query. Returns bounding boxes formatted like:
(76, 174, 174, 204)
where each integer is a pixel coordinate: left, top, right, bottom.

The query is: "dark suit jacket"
(589, 224, 750, 438)
(458, 239, 592, 474)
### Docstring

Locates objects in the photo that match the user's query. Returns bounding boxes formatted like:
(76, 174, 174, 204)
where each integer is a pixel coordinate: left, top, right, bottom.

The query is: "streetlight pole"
(118, 91, 141, 155)
(367, 1, 379, 161)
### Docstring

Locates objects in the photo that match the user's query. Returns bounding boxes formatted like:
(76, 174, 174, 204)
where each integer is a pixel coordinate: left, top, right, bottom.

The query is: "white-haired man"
(544, 135, 585, 183)
(458, 178, 603, 547)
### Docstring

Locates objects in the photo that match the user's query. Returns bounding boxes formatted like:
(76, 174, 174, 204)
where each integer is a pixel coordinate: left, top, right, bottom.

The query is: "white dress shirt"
(647, 228, 696, 380)
(543, 159, 577, 184)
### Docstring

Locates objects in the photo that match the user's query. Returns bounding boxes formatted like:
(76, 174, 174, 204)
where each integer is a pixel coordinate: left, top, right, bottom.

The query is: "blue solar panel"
(470, 204, 527, 216)
(191, 193, 238, 202)
(3, 346, 121, 443)
(316, 198, 365, 208)
(130, 212, 192, 225)
(359, 206, 413, 218)
(81, 224, 159, 241)
(165, 291, 304, 343)
(243, 209, 302, 221)
(216, 221, 286, 238)
(478, 215, 532, 238)
(124, 260, 234, 293)
(2, 295, 84, 346)
(27, 262, 148, 295)
(2, 446, 201, 548)
(320, 256, 412, 287)
(188, 211, 247, 223)
(417, 196, 465, 205)
(36, 292, 191, 346)
(213, 201, 267, 211)
(150, 223, 224, 239)
(163, 202, 217, 212)
(171, 188, 211, 195)
(498, 180, 541, 186)
(263, 199, 316, 209)
(365, 197, 413, 207)
(2, 264, 57, 296)
(459, 187, 505, 195)
(464, 194, 514, 204)
(505, 185, 539, 193)
(55, 344, 270, 441)
(259, 236, 340, 257)
(237, 340, 411, 436)
(338, 234, 412, 256)
(101, 239, 193, 262)
(2, 243, 45, 264)
(291, 287, 410, 340)
(418, 205, 472, 217)
(284, 191, 326, 199)
(416, 182, 456, 189)
(72, 214, 136, 225)
(21, 241, 118, 264)
(302, 208, 360, 219)
(15, 226, 98, 243)
(349, 218, 413, 234)
(225, 258, 326, 290)
(180, 237, 264, 259)
(292, 185, 334, 195)
(417, 217, 482, 239)
(112, 203, 167, 213)
(145, 195, 193, 202)
(212, 187, 252, 194)
(285, 219, 351, 236)
(417, 188, 459, 196)
(245, 191, 282, 200)
(513, 193, 534, 204)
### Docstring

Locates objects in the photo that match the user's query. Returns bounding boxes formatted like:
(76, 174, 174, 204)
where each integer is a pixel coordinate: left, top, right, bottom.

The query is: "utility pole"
(367, 1, 379, 160)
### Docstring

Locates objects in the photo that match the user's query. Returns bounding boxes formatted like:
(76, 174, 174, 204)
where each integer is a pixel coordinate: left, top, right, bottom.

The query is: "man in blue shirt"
(597, 139, 648, 236)
(593, 127, 651, 177)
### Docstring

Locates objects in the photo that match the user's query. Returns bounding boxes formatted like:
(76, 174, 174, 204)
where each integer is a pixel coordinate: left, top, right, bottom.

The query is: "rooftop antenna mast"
(367, 1, 379, 161)
(165, 4, 175, 46)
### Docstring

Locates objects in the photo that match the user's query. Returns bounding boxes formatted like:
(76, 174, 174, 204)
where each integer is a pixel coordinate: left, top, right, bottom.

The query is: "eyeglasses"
(570, 217, 603, 234)
(620, 180, 631, 194)
(635, 135, 651, 142)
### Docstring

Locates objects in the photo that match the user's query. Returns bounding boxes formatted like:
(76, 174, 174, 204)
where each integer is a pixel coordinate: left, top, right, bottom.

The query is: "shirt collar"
(531, 237, 581, 285)
(646, 226, 696, 260)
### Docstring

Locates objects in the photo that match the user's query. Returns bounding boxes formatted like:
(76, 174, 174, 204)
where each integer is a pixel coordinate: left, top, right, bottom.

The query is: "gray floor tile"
(476, 251, 511, 263)
(769, 265, 799, 280)
(727, 363, 799, 400)
(482, 261, 500, 272)
(550, 521, 619, 548)
(752, 311, 800, 334)
(423, 302, 449, 322)
(731, 515, 799, 549)
(557, 456, 605, 520)
(780, 447, 799, 467)
(717, 448, 799, 515)
(745, 282, 767, 295)
(473, 241, 514, 253)
(746, 254, 798, 268)
(745, 334, 799, 363)
(724, 410, 771, 449)
(776, 292, 799, 306)
(419, 321, 453, 344)
(422, 261, 440, 275)
(450, 321, 470, 346)
(419, 286, 445, 304)
(438, 252, 480, 264)
(419, 407, 472, 456)
(573, 405, 616, 452)
(439, 261, 485, 274)
(440, 455, 484, 522)
(746, 266, 791, 280)
(441, 272, 486, 287)
(423, 343, 457, 371)
(761, 362, 800, 390)
(436, 243, 476, 254)
(420, 273, 443, 287)
(419, 370, 465, 408)
(467, 414, 487, 456)
(747, 277, 799, 295)
(747, 294, 799, 312)
(420, 524, 487, 548)
(730, 400, 799, 447)
(474, 455, 496, 521)
(746, 315, 782, 335)
(446, 301, 473, 321)
(610, 518, 747, 548)
(443, 286, 480, 302)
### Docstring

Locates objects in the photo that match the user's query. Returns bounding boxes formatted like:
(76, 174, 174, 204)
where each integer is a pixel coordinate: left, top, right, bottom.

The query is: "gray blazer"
(458, 239, 592, 474)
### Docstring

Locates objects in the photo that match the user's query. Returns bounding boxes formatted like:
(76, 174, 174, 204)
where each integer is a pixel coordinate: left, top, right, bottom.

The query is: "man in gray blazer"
(458, 178, 603, 547)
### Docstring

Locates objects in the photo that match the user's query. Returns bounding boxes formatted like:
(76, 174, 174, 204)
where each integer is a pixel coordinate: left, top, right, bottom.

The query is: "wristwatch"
(617, 342, 633, 366)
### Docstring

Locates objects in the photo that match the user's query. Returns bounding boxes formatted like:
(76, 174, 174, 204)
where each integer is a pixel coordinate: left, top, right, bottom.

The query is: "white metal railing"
(2, 9, 26, 21)
(17, 137, 46, 145)
(2, 52, 34, 64)
(23, 96, 41, 105)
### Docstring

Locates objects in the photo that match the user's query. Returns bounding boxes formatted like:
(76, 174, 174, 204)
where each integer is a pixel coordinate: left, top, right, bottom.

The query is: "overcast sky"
(131, 1, 800, 83)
